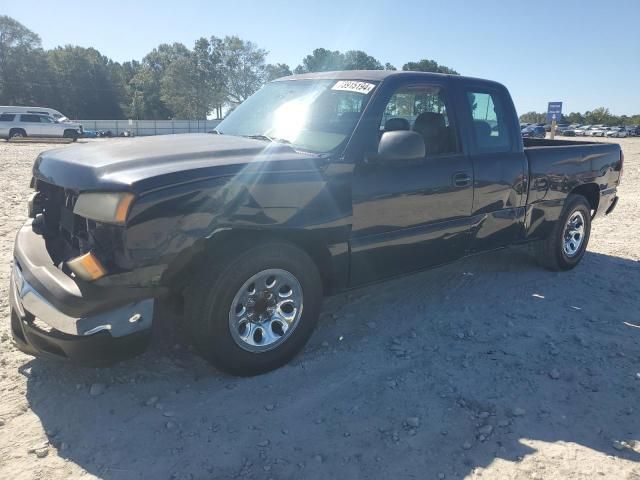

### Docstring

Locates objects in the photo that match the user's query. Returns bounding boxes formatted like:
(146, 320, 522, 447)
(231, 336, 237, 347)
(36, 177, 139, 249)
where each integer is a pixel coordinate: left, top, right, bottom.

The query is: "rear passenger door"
(457, 83, 527, 251)
(349, 78, 474, 285)
(18, 114, 43, 136)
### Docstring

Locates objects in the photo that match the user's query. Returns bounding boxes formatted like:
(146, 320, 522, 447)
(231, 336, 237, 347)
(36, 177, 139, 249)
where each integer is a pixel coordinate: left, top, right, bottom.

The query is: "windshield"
(215, 79, 377, 153)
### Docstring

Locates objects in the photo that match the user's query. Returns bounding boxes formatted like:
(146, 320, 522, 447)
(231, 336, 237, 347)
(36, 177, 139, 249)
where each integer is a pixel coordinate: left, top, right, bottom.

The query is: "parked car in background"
(555, 124, 571, 135)
(586, 125, 604, 137)
(81, 129, 98, 138)
(574, 125, 591, 136)
(606, 127, 628, 138)
(521, 125, 546, 138)
(625, 125, 639, 136)
(0, 113, 82, 140)
(0, 106, 70, 122)
(595, 126, 613, 137)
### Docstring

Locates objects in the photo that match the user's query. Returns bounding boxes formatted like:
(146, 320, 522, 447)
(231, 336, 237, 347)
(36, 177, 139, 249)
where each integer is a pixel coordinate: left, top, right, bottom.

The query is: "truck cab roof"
(275, 70, 508, 90)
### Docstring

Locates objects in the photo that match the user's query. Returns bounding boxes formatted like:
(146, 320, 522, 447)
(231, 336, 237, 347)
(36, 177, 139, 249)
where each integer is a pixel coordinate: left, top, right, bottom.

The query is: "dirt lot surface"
(0, 136, 639, 480)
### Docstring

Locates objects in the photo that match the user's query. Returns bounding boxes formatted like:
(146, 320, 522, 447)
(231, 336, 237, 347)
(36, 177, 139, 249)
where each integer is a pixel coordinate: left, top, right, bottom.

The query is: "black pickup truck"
(9, 71, 623, 375)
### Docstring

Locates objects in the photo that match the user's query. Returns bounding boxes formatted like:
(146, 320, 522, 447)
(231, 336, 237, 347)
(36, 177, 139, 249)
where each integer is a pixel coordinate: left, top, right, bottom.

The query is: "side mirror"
(374, 130, 425, 162)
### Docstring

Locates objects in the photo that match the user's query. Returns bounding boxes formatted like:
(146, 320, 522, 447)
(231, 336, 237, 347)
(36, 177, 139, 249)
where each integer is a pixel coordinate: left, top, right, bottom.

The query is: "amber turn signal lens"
(114, 193, 135, 223)
(66, 252, 107, 281)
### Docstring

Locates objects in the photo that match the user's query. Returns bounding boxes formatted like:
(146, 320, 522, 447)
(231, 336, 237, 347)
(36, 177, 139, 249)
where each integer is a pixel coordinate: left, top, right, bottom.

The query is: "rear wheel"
(9, 129, 26, 139)
(185, 241, 322, 376)
(534, 194, 591, 271)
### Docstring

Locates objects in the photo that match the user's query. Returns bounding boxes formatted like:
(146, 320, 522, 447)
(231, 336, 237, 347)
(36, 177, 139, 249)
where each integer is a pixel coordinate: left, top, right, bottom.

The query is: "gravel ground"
(0, 136, 639, 480)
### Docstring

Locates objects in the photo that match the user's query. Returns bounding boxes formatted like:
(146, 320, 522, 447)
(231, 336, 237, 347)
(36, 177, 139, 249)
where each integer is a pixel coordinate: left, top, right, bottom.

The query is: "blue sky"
(5, 0, 640, 115)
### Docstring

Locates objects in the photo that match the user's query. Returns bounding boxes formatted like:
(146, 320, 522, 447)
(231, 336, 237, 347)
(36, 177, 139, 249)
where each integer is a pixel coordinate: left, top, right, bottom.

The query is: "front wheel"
(185, 241, 322, 376)
(63, 130, 79, 142)
(534, 194, 592, 271)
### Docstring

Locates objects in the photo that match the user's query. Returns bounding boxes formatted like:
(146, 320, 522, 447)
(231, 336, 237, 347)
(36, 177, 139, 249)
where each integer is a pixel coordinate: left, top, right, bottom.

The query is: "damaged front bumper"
(9, 220, 161, 366)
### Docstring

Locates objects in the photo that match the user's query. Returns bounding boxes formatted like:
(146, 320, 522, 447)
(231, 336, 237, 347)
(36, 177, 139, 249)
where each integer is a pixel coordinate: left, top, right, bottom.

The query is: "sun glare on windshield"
(216, 79, 377, 153)
(269, 99, 312, 142)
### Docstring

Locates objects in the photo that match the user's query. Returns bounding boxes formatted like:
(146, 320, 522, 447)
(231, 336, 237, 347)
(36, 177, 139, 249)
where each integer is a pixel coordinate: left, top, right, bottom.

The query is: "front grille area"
(33, 180, 124, 271)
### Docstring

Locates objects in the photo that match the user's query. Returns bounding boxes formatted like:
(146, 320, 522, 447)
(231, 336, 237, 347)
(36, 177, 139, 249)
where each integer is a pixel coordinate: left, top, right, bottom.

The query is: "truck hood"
(61, 121, 82, 128)
(33, 134, 325, 193)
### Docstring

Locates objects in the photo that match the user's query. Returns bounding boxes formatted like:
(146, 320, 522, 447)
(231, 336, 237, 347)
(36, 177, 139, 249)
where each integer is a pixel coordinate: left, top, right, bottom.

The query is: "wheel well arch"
(9, 128, 26, 135)
(163, 228, 335, 293)
(570, 183, 599, 215)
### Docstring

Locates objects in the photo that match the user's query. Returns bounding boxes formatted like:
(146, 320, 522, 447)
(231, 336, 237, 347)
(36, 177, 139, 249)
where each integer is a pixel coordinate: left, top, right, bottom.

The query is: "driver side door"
(39, 116, 61, 136)
(349, 78, 474, 285)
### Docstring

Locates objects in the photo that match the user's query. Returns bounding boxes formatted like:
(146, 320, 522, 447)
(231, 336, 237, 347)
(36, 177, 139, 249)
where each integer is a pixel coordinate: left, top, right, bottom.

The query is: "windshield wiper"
(243, 134, 291, 145)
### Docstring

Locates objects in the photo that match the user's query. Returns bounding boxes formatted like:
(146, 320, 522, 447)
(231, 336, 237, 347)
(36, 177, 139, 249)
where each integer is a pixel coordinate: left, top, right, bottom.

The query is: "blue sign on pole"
(547, 102, 563, 123)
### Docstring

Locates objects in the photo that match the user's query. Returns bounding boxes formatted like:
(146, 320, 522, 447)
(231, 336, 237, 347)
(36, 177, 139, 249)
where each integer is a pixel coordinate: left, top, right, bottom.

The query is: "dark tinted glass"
(466, 91, 512, 152)
(20, 114, 42, 123)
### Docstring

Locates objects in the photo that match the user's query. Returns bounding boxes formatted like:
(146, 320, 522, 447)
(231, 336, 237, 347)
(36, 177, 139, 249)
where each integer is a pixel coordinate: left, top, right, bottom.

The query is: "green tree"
(265, 63, 292, 81)
(111, 60, 141, 118)
(402, 59, 459, 75)
(294, 48, 387, 73)
(294, 48, 345, 73)
(219, 36, 268, 105)
(47, 46, 124, 118)
(584, 107, 612, 125)
(384, 62, 397, 71)
(158, 38, 224, 119)
(0, 15, 53, 106)
(130, 43, 191, 119)
(519, 111, 546, 123)
(160, 56, 202, 118)
(342, 50, 383, 70)
(563, 112, 585, 124)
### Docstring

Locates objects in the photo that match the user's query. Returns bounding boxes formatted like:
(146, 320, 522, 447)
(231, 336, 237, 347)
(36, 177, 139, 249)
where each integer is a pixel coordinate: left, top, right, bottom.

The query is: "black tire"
(9, 129, 26, 139)
(185, 241, 323, 376)
(534, 194, 591, 271)
(63, 130, 79, 142)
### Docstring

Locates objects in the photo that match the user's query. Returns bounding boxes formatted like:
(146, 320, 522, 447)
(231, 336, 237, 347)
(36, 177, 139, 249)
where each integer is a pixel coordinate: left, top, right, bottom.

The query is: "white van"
(0, 106, 69, 122)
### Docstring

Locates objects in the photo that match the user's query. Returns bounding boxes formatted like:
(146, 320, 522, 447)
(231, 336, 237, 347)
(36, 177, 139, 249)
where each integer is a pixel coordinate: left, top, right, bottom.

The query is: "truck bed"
(523, 136, 622, 227)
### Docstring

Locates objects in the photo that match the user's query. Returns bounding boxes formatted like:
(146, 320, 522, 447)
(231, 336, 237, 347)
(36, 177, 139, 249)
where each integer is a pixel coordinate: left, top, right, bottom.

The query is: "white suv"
(0, 113, 83, 141)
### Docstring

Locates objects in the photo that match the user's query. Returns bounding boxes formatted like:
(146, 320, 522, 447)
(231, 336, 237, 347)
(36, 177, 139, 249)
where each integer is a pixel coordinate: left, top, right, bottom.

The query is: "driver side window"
(380, 84, 458, 156)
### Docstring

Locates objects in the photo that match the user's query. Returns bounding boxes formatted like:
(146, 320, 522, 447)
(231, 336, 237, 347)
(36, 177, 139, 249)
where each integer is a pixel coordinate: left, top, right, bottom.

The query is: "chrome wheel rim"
(228, 269, 303, 352)
(562, 210, 586, 257)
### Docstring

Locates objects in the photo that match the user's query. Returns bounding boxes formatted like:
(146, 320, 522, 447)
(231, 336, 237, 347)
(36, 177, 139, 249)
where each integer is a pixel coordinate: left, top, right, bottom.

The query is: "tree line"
(519, 108, 640, 126)
(0, 15, 459, 120)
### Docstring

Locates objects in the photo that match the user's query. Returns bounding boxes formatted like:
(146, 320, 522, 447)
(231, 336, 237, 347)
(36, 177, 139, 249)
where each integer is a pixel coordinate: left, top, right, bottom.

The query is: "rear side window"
(465, 91, 512, 152)
(20, 114, 42, 123)
(0, 114, 15, 121)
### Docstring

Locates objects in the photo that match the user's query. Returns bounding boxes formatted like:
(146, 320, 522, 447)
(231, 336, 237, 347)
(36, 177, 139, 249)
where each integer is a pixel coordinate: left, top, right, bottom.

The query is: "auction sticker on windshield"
(331, 80, 376, 95)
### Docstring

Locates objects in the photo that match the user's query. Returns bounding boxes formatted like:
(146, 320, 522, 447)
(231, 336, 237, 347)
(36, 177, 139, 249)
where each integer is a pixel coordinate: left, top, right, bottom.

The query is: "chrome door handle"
(453, 172, 472, 188)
